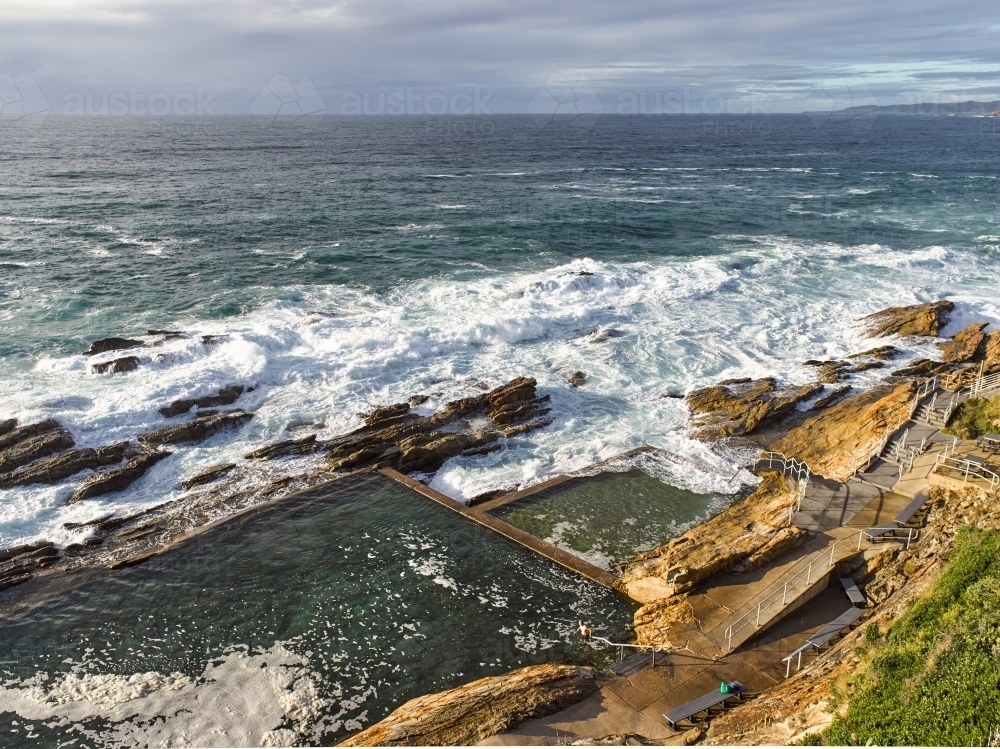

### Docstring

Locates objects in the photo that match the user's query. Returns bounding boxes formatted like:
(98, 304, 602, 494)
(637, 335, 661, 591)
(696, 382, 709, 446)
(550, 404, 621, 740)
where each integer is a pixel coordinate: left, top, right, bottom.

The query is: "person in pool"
(577, 620, 592, 641)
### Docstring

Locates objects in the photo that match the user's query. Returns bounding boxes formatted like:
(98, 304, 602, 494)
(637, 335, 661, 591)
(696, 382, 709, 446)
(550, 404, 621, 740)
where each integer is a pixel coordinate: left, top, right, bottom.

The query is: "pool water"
(0, 472, 635, 747)
(491, 469, 734, 570)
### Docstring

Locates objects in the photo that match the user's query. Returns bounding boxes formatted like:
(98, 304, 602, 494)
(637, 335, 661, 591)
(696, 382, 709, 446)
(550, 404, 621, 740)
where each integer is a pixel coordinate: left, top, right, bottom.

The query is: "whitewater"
(2, 114, 999, 547)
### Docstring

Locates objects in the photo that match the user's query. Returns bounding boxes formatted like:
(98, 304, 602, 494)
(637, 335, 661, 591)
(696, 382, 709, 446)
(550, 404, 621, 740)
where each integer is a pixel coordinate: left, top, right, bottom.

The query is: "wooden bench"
(893, 493, 929, 527)
(663, 681, 746, 729)
(781, 607, 864, 677)
(840, 577, 866, 606)
(807, 607, 865, 649)
(864, 525, 919, 547)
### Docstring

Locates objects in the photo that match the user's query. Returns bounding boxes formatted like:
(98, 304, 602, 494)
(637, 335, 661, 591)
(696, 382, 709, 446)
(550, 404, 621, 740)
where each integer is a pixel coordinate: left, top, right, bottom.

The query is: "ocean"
(3, 114, 998, 546)
(1, 113, 999, 744)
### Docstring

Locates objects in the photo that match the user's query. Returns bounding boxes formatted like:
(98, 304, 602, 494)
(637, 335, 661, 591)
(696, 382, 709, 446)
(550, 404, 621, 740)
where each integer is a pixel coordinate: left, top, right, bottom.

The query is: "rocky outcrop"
(938, 322, 988, 363)
(69, 451, 172, 504)
(92, 356, 140, 374)
(0, 541, 59, 592)
(890, 358, 951, 377)
(860, 300, 953, 338)
(324, 378, 551, 477)
(615, 472, 806, 610)
(84, 337, 144, 355)
(244, 434, 318, 461)
(138, 410, 253, 447)
(180, 463, 236, 490)
(685, 378, 824, 441)
(339, 664, 598, 746)
(159, 385, 247, 417)
(569, 371, 586, 387)
(0, 420, 76, 474)
(770, 381, 917, 482)
(0, 442, 128, 489)
(846, 345, 899, 361)
(0, 418, 17, 436)
(810, 386, 851, 411)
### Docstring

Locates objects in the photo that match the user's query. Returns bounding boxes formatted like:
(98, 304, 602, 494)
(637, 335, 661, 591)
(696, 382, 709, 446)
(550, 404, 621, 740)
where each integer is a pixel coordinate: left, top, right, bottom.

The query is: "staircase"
(915, 390, 964, 429)
(710, 531, 867, 652)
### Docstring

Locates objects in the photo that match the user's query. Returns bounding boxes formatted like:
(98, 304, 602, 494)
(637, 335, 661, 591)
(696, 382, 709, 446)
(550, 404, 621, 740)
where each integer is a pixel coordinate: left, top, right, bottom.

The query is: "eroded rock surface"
(860, 299, 953, 338)
(84, 337, 144, 355)
(160, 385, 247, 417)
(138, 410, 254, 447)
(938, 322, 988, 363)
(0, 421, 76, 474)
(615, 472, 806, 614)
(69, 451, 172, 504)
(339, 664, 597, 746)
(770, 381, 917, 482)
(91, 356, 141, 374)
(325, 377, 551, 476)
(685, 378, 823, 441)
(0, 442, 129, 489)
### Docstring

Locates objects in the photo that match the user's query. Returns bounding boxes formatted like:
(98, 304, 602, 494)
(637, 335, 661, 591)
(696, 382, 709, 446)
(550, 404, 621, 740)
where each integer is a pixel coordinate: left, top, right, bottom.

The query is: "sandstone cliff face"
(770, 381, 917, 482)
(685, 378, 823, 441)
(614, 472, 806, 612)
(938, 322, 988, 363)
(338, 664, 597, 747)
(860, 300, 953, 338)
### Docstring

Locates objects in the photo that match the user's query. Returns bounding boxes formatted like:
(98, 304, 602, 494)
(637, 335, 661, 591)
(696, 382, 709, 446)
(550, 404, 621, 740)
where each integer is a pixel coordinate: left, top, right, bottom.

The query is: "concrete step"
(708, 533, 867, 653)
(607, 651, 653, 677)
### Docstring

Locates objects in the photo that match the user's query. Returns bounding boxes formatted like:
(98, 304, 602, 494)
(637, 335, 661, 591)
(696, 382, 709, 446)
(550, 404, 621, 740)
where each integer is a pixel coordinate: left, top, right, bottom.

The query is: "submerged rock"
(685, 378, 824, 441)
(860, 300, 953, 338)
(339, 663, 598, 746)
(0, 420, 76, 474)
(84, 337, 144, 355)
(846, 345, 899, 361)
(160, 385, 247, 418)
(69, 451, 172, 504)
(568, 371, 586, 387)
(0, 442, 129, 489)
(770, 381, 917, 482)
(92, 356, 140, 374)
(138, 410, 254, 447)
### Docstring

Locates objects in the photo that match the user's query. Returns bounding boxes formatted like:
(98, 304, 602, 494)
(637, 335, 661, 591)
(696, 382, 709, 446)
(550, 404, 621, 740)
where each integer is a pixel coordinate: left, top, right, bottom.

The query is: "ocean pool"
(0, 472, 635, 747)
(491, 469, 735, 570)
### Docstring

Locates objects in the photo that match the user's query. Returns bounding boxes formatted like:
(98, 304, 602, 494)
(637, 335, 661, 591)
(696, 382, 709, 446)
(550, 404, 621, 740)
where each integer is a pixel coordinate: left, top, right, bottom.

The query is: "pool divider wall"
(377, 468, 621, 592)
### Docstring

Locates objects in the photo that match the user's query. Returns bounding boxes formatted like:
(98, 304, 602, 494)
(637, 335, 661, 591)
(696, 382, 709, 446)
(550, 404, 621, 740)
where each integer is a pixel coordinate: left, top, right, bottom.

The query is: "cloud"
(0, 0, 998, 113)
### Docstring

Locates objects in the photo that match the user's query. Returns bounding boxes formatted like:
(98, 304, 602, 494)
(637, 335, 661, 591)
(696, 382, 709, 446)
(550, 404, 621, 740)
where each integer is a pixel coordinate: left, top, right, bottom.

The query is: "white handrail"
(933, 453, 1000, 490)
(724, 530, 867, 651)
(757, 451, 810, 523)
(971, 371, 1000, 397)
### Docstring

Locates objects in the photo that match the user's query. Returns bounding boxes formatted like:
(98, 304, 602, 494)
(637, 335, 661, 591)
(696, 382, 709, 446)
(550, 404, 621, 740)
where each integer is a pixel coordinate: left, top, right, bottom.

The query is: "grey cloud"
(1, 0, 998, 113)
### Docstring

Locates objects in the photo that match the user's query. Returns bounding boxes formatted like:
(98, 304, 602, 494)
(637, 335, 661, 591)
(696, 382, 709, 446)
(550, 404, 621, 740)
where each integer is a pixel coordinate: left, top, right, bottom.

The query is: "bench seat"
(663, 681, 746, 729)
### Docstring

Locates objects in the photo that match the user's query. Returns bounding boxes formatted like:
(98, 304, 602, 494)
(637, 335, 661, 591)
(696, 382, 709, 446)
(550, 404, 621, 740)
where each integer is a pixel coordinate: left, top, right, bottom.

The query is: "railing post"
(806, 562, 812, 585)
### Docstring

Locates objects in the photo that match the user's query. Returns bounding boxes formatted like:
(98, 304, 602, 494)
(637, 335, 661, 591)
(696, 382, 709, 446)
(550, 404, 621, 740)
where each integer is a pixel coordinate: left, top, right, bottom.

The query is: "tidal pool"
(491, 469, 734, 570)
(0, 472, 635, 747)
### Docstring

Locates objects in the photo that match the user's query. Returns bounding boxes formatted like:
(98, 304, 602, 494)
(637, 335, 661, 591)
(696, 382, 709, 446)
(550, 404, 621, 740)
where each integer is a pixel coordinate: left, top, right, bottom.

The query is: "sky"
(0, 0, 999, 115)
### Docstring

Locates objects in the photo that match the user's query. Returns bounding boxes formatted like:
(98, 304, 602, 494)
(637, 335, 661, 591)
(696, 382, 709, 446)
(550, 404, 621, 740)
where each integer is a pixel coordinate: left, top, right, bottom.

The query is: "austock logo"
(0, 74, 49, 123)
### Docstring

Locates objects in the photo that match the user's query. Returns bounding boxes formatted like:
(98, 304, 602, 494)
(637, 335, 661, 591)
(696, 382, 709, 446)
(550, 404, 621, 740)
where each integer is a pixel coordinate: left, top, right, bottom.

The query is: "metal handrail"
(971, 371, 1000, 397)
(590, 636, 670, 666)
(933, 453, 1000, 490)
(757, 451, 811, 524)
(724, 530, 868, 651)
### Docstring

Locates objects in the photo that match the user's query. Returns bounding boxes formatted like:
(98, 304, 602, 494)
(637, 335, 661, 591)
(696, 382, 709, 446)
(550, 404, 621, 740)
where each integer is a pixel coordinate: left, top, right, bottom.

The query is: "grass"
(945, 394, 1000, 439)
(811, 528, 1000, 746)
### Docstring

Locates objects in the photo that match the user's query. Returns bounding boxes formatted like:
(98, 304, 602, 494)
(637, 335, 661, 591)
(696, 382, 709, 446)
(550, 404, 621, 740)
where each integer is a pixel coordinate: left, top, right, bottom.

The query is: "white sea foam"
(2, 241, 1000, 546)
(0, 644, 326, 747)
